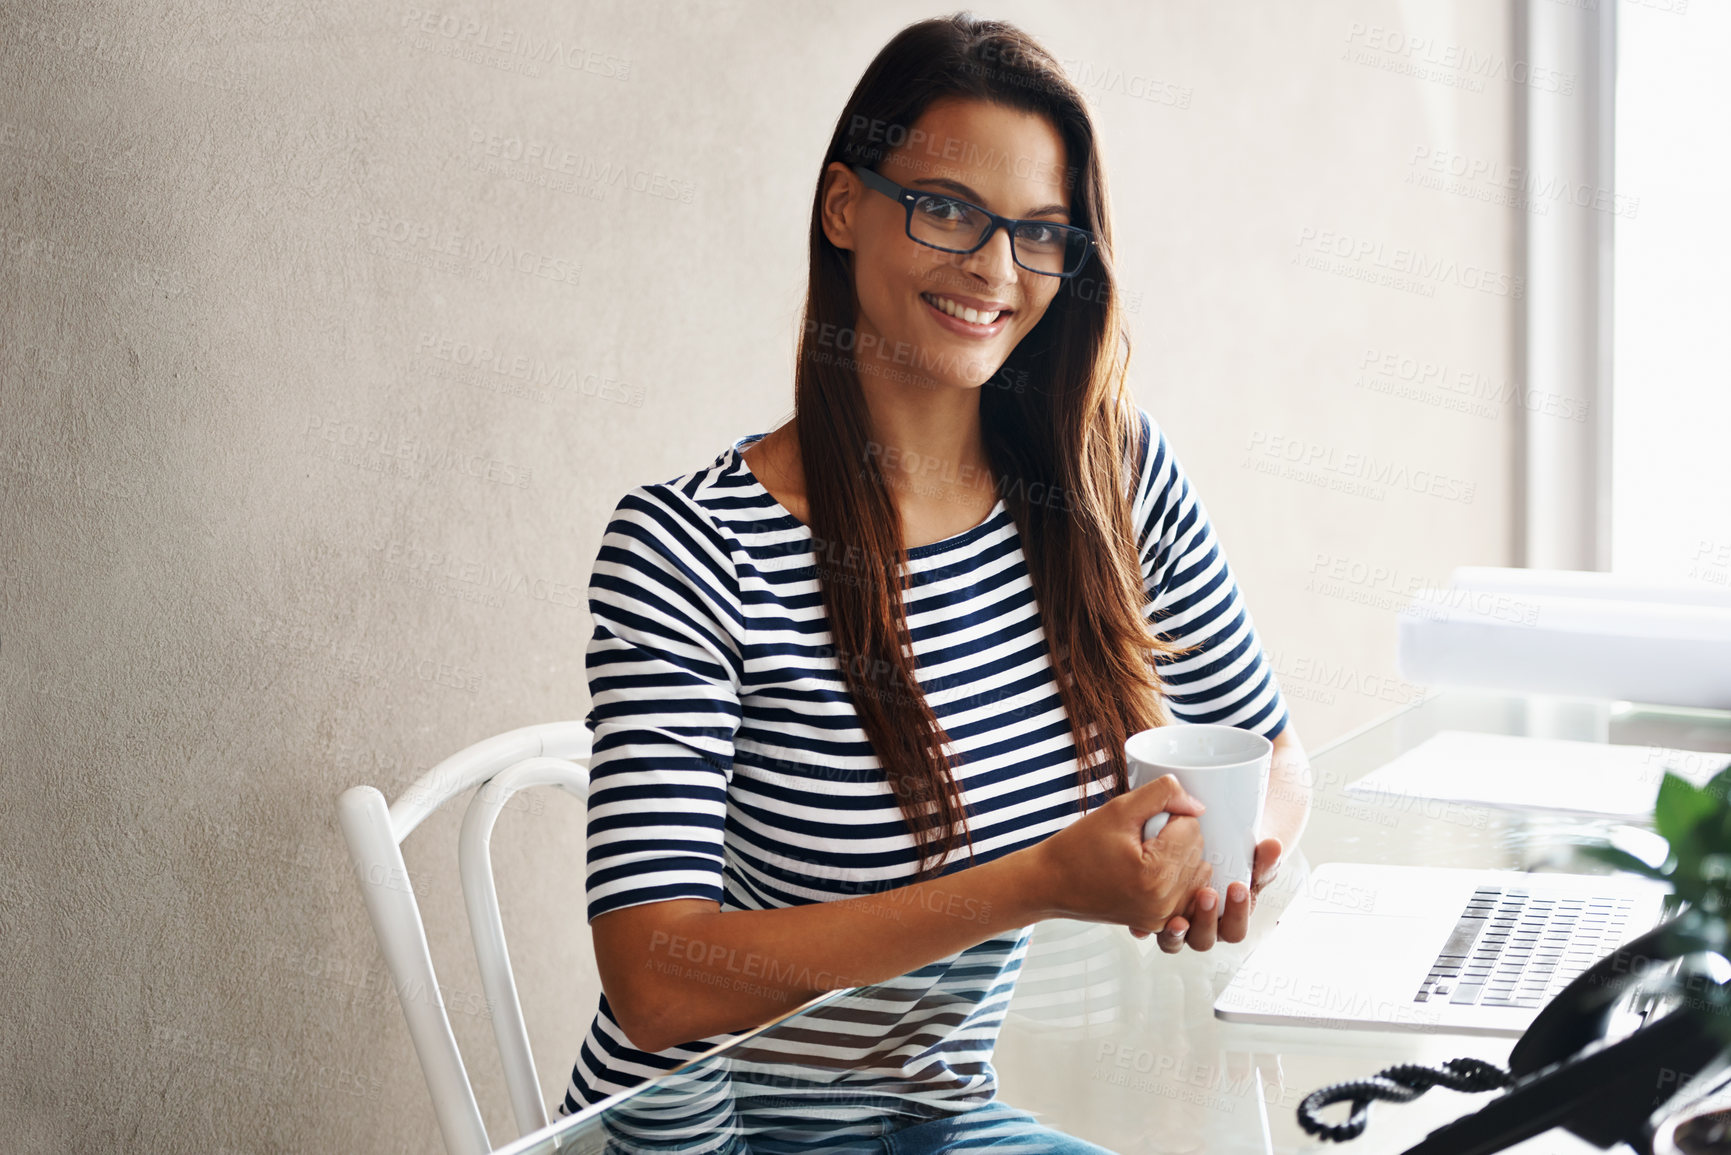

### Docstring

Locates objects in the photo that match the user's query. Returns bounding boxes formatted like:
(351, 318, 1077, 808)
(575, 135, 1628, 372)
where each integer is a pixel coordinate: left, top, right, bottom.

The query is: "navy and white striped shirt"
(558, 407, 1288, 1139)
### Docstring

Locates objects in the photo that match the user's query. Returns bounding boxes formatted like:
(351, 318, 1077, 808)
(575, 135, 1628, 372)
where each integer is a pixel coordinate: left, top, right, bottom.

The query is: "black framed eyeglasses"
(851, 163, 1096, 279)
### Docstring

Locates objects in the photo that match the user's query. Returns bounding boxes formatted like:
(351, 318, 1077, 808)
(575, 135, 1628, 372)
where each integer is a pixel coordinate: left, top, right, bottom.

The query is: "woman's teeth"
(923, 293, 1002, 325)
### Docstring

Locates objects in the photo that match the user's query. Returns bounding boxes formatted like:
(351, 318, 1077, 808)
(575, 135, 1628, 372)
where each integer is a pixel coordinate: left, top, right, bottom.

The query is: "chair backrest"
(337, 720, 592, 1155)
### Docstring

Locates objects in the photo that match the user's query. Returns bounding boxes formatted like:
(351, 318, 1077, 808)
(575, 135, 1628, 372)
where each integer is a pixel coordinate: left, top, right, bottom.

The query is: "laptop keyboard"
(1413, 885, 1635, 1009)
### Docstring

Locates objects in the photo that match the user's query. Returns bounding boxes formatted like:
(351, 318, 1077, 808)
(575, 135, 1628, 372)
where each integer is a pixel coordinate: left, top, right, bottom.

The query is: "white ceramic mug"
(1125, 723, 1273, 893)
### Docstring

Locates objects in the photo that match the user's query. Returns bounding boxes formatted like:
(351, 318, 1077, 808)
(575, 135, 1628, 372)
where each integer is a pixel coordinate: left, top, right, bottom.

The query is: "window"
(1610, 2, 1731, 583)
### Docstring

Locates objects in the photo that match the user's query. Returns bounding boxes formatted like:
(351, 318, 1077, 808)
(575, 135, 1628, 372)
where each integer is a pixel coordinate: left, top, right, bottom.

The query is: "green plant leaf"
(1578, 842, 1672, 880)
(1576, 768, 1731, 965)
(1654, 773, 1731, 910)
(1656, 773, 1721, 847)
(1701, 760, 1731, 806)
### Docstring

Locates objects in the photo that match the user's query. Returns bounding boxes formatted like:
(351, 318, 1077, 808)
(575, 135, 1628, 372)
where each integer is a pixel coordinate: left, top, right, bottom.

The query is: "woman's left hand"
(1133, 835, 1284, 953)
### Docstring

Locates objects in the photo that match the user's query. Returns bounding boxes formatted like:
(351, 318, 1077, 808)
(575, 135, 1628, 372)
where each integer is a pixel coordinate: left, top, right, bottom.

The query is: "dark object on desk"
(1297, 1058, 1511, 1142)
(1671, 1108, 1731, 1155)
(1651, 1067, 1731, 1154)
(1296, 914, 1731, 1155)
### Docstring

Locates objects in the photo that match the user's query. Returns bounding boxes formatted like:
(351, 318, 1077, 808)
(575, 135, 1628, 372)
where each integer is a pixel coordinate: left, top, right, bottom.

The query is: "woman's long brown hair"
(796, 13, 1187, 880)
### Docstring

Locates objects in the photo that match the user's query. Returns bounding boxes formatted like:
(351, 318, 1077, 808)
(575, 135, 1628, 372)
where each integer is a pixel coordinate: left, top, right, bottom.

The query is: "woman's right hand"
(1026, 773, 1211, 933)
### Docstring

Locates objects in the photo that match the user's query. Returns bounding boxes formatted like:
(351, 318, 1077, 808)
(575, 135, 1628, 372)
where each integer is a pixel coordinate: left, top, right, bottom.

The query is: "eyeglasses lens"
(909, 196, 1085, 276)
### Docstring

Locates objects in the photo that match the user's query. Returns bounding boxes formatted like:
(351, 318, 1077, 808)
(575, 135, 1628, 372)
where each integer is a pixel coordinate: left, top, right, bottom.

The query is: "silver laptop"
(1213, 862, 1673, 1036)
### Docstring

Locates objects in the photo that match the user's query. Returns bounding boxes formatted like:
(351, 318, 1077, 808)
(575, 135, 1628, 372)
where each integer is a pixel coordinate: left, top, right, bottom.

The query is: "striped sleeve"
(584, 483, 746, 922)
(1131, 408, 1290, 740)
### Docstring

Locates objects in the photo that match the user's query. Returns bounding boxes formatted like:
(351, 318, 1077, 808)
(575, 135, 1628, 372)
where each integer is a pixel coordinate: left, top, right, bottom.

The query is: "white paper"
(1343, 730, 1731, 820)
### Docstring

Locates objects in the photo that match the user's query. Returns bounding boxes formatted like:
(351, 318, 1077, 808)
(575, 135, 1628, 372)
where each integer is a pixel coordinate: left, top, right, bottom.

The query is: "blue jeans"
(872, 1101, 1115, 1154)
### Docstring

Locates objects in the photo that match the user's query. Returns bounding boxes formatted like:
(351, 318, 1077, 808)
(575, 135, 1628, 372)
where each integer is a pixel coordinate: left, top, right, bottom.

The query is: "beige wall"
(0, 1, 1517, 1150)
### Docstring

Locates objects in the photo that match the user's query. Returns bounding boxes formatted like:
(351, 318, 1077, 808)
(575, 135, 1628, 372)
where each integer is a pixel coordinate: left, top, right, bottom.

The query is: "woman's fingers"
(1183, 888, 1221, 951)
(1130, 774, 1207, 823)
(1157, 915, 1188, 954)
(1251, 837, 1284, 895)
(1216, 881, 1253, 943)
(1159, 882, 1227, 953)
(1148, 862, 1268, 952)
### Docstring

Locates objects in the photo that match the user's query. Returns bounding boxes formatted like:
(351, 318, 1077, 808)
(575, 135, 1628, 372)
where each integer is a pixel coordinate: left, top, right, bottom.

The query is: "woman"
(559, 13, 1312, 1152)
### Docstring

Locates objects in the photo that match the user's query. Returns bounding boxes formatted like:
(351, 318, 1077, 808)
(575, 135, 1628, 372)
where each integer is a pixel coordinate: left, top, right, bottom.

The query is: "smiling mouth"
(921, 292, 1012, 326)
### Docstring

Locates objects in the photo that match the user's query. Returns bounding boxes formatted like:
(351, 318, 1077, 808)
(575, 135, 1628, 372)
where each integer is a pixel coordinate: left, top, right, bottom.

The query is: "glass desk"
(498, 690, 1731, 1155)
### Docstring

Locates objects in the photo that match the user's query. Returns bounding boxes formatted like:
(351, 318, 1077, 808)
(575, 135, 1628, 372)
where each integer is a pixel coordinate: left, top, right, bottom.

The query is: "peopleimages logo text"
(1343, 23, 1575, 95)
(1245, 431, 1476, 505)
(1295, 228, 1524, 299)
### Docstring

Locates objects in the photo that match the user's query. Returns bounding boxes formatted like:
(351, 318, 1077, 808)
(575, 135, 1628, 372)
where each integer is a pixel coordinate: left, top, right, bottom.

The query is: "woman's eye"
(918, 197, 967, 221)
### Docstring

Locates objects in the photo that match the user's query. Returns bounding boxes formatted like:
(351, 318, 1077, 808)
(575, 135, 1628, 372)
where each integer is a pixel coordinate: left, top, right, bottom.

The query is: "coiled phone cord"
(1297, 1057, 1515, 1142)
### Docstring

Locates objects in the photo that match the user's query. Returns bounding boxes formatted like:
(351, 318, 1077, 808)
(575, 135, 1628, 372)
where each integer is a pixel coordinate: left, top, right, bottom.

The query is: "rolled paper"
(1397, 587, 1731, 711)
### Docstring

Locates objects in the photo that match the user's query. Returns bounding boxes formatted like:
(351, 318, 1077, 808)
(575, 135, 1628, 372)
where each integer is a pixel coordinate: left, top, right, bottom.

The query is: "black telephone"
(1298, 913, 1731, 1155)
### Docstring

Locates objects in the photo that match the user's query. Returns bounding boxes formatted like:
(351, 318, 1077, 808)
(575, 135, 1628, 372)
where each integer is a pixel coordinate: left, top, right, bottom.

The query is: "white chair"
(338, 720, 593, 1155)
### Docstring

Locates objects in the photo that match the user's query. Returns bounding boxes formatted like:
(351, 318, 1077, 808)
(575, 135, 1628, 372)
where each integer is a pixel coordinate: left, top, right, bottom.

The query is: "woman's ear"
(819, 161, 861, 254)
